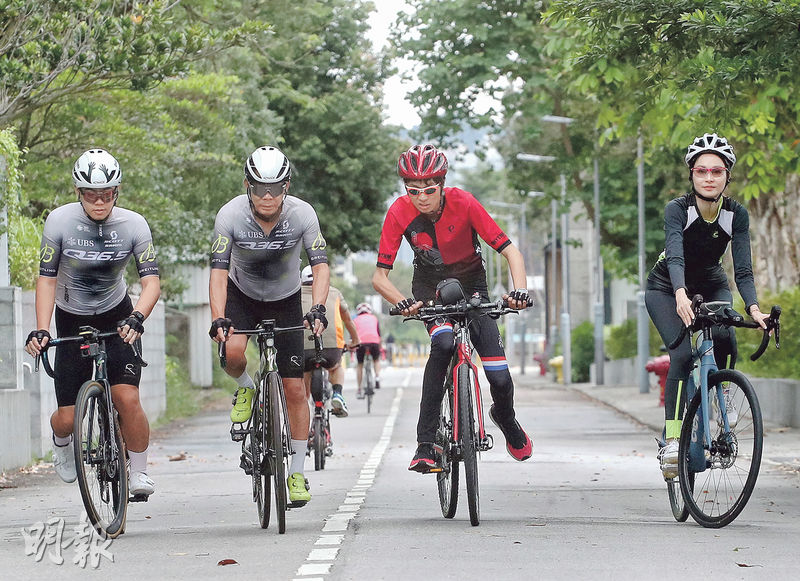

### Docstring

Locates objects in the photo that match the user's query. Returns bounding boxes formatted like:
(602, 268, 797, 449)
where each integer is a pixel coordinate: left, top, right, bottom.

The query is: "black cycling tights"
(646, 287, 737, 422)
(416, 315, 515, 442)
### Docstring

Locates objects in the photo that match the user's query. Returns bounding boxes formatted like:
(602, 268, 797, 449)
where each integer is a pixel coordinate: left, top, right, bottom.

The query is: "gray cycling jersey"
(210, 194, 328, 301)
(39, 202, 160, 315)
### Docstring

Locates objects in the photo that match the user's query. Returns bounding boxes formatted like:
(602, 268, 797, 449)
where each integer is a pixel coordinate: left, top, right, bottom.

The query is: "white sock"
(290, 439, 306, 474)
(128, 448, 149, 473)
(53, 433, 71, 447)
(235, 371, 255, 388)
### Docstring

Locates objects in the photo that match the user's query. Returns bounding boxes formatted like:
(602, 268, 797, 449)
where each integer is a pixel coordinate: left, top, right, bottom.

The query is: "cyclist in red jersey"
(372, 144, 533, 472)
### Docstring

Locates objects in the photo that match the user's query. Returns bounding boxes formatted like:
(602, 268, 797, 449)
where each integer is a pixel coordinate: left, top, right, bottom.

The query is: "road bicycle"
(664, 295, 780, 528)
(307, 334, 333, 471)
(37, 326, 148, 538)
(361, 351, 376, 413)
(392, 294, 520, 526)
(219, 319, 305, 533)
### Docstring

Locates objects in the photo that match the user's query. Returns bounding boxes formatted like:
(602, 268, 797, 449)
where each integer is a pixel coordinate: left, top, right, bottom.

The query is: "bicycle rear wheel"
(436, 382, 459, 519)
(457, 365, 480, 526)
(365, 357, 375, 414)
(73, 381, 127, 538)
(678, 369, 763, 528)
(268, 372, 289, 534)
(667, 475, 690, 522)
(253, 382, 270, 529)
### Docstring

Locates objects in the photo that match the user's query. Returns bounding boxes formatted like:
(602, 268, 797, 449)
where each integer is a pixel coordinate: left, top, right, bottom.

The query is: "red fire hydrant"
(645, 354, 670, 406)
(532, 352, 546, 376)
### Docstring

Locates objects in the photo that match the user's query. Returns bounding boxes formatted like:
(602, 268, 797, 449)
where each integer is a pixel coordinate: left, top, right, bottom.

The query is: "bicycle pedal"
(287, 500, 308, 509)
(230, 425, 247, 442)
(325, 448, 333, 457)
(428, 467, 443, 473)
(129, 494, 149, 503)
(239, 454, 253, 475)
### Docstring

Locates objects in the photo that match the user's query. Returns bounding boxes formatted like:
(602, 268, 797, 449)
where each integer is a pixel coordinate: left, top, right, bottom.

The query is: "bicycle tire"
(253, 382, 270, 529)
(268, 372, 289, 534)
(73, 381, 128, 538)
(436, 382, 459, 519)
(458, 365, 480, 526)
(364, 356, 375, 414)
(678, 369, 763, 528)
(667, 474, 691, 522)
(313, 415, 325, 471)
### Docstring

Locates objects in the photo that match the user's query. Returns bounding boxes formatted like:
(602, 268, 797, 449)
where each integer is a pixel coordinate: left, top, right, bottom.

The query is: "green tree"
(547, 0, 800, 290)
(0, 0, 260, 129)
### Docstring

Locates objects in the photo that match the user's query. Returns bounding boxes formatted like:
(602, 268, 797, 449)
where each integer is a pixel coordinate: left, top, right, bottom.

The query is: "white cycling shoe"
(52, 439, 77, 483)
(129, 471, 155, 496)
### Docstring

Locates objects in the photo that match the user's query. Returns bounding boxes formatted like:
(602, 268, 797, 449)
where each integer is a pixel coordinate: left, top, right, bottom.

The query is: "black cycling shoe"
(408, 442, 439, 473)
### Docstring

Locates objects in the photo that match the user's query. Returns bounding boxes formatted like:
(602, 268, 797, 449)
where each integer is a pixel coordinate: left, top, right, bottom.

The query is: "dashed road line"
(293, 374, 408, 580)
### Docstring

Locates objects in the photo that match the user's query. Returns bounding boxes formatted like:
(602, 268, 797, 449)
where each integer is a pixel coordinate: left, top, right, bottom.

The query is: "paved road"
(2, 366, 799, 580)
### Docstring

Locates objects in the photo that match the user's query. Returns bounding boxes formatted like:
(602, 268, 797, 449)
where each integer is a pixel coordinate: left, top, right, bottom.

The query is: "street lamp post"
(637, 134, 650, 393)
(593, 157, 605, 385)
(559, 174, 571, 386)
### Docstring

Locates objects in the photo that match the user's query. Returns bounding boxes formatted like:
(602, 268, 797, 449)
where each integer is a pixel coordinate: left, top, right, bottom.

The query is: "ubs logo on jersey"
(238, 230, 265, 239)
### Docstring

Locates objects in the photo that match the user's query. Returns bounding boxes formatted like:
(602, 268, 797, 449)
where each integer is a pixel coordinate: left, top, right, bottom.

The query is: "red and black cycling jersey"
(377, 187, 510, 300)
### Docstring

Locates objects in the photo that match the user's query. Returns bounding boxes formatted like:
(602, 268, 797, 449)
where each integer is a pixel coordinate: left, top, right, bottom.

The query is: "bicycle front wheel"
(73, 381, 128, 538)
(252, 382, 270, 529)
(679, 369, 763, 528)
(436, 382, 459, 519)
(268, 372, 290, 534)
(312, 415, 326, 471)
(457, 365, 480, 526)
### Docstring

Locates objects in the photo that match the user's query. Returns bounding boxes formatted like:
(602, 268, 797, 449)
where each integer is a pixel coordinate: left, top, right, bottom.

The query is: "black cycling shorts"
(356, 343, 381, 364)
(225, 278, 304, 379)
(53, 296, 141, 407)
(303, 348, 342, 372)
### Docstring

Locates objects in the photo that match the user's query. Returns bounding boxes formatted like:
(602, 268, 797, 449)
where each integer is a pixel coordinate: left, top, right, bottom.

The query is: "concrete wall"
(593, 358, 800, 429)
(0, 287, 31, 471)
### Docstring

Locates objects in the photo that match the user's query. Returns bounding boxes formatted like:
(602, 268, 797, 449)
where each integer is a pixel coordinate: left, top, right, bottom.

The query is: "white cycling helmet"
(244, 146, 292, 184)
(356, 303, 372, 315)
(301, 265, 313, 285)
(684, 133, 736, 169)
(72, 149, 122, 188)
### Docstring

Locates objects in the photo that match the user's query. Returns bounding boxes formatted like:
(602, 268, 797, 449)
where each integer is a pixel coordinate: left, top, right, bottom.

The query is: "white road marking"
(295, 373, 409, 578)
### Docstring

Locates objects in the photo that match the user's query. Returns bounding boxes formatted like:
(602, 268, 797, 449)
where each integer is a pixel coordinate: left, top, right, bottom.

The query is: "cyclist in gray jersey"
(209, 145, 329, 507)
(25, 149, 161, 498)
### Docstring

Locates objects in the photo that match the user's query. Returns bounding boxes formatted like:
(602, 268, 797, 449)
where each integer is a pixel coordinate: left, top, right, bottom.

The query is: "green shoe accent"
(230, 386, 255, 423)
(287, 472, 311, 505)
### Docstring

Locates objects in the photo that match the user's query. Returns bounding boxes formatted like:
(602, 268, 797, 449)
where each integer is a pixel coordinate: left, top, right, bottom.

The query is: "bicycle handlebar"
(217, 320, 306, 369)
(35, 326, 148, 378)
(389, 296, 526, 320)
(666, 295, 781, 361)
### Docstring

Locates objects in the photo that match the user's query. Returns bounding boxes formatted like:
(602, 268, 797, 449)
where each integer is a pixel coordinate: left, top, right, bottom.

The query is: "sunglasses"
(691, 167, 727, 178)
(405, 184, 440, 197)
(249, 181, 288, 199)
(79, 188, 116, 203)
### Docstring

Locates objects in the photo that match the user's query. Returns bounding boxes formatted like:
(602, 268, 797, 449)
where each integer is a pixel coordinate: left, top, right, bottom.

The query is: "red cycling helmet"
(397, 144, 448, 180)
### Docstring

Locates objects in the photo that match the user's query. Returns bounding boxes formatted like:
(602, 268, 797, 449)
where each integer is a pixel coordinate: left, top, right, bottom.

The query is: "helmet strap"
(248, 192, 283, 223)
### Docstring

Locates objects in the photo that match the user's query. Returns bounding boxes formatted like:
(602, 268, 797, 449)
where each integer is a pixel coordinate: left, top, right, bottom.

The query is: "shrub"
(734, 287, 800, 380)
(571, 321, 594, 382)
(605, 317, 663, 360)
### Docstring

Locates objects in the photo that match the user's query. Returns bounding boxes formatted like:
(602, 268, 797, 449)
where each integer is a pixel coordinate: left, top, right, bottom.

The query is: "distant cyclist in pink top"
(353, 303, 382, 397)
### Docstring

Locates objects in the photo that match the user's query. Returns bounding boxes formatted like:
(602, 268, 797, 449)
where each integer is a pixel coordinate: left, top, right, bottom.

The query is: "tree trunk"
(748, 174, 800, 293)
